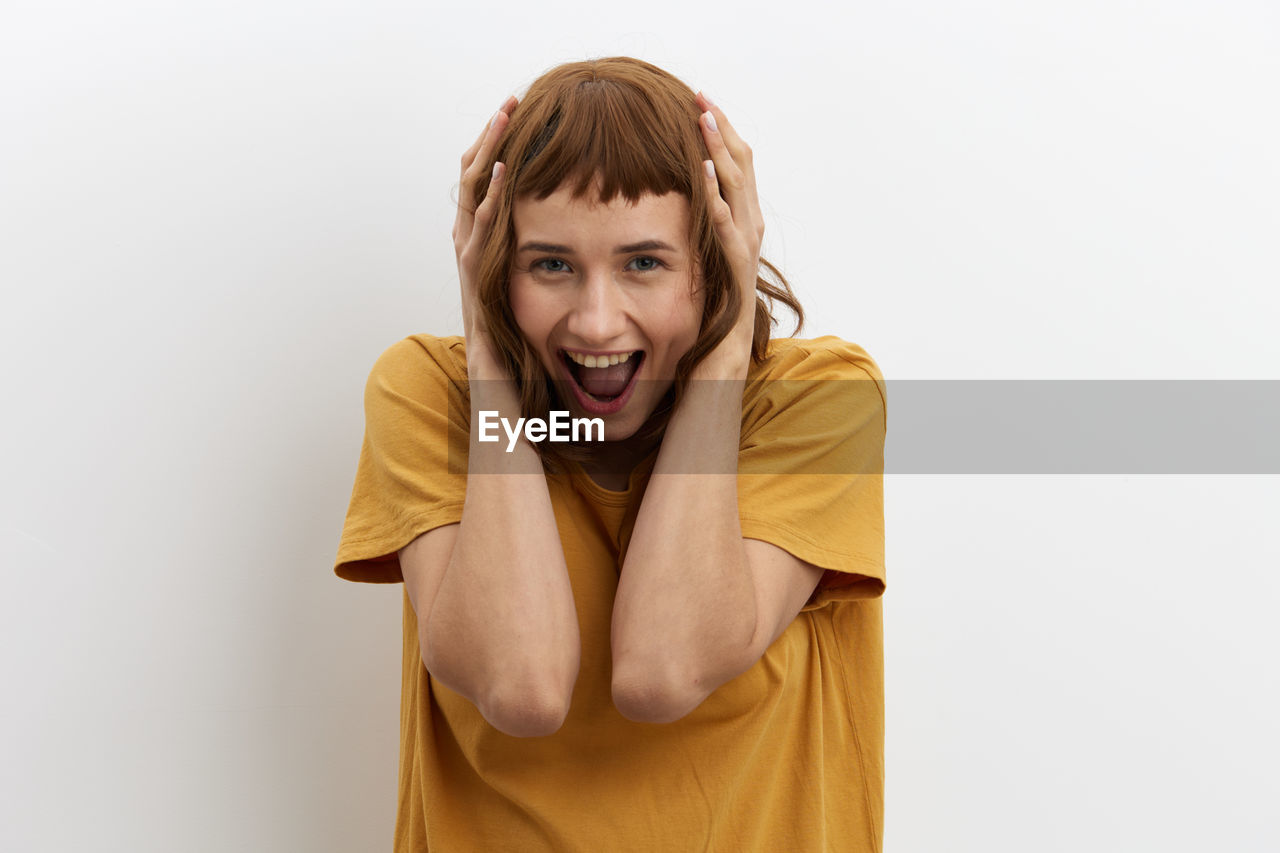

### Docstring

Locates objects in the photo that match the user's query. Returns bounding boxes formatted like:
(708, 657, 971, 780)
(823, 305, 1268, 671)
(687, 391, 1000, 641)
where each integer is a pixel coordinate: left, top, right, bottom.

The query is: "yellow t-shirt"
(334, 334, 887, 852)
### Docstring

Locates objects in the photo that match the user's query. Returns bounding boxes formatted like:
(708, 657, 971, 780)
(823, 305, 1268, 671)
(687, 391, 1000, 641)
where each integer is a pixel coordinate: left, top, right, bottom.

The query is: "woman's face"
(509, 182, 704, 442)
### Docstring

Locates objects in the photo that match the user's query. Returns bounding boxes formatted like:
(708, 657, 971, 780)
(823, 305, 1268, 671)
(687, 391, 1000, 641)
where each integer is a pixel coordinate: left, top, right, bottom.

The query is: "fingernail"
(704, 160, 715, 179)
(703, 111, 718, 133)
(700, 90, 715, 106)
(492, 162, 503, 181)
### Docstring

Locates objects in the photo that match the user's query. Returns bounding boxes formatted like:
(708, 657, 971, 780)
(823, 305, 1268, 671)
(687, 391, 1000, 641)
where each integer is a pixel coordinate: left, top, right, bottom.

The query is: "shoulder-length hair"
(467, 56, 804, 474)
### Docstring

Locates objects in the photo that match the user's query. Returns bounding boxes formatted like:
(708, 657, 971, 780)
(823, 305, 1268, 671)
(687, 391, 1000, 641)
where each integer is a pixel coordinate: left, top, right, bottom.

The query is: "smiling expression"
(509, 182, 705, 443)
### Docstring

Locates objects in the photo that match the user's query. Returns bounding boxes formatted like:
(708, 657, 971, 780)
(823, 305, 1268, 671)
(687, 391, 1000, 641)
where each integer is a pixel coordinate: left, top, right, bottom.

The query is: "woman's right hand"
(453, 96, 517, 366)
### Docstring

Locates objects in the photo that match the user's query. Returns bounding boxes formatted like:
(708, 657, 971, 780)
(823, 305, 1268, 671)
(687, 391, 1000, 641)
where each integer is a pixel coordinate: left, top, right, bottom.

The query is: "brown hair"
(467, 56, 804, 473)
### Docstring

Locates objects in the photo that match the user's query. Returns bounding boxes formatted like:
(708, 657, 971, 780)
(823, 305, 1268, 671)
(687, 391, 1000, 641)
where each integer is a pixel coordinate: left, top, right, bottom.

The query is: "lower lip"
(560, 353, 643, 416)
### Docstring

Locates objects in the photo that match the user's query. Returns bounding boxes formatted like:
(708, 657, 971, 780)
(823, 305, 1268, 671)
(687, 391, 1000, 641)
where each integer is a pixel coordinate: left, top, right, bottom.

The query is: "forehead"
(512, 185, 691, 243)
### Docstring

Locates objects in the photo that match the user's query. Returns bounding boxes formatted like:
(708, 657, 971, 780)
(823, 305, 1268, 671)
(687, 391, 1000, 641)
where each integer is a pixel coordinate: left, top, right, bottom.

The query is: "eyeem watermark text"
(478, 410, 605, 452)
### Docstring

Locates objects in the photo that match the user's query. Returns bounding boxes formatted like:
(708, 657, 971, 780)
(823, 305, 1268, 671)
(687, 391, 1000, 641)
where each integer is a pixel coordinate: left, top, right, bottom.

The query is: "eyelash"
(531, 256, 666, 274)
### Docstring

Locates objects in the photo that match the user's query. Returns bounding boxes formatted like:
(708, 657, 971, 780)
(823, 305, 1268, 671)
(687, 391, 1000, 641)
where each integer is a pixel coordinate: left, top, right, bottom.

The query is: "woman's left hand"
(696, 90, 762, 373)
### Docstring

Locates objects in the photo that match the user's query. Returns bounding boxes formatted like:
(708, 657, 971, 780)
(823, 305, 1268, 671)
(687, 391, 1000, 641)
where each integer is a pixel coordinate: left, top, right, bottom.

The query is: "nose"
(565, 270, 628, 346)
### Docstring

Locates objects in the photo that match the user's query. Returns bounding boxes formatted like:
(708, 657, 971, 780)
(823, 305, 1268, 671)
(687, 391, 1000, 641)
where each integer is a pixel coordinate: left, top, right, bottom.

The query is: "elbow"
(481, 681, 572, 737)
(610, 631, 761, 724)
(420, 621, 578, 738)
(611, 664, 704, 725)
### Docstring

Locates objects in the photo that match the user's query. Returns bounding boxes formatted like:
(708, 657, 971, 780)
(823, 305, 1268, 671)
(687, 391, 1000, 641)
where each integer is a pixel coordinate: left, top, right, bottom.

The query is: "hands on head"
(453, 88, 765, 377)
(453, 95, 519, 354)
(694, 91, 764, 355)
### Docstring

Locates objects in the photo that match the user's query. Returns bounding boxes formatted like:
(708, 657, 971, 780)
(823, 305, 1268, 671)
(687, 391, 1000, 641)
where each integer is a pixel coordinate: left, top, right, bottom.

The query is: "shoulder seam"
(784, 339, 888, 435)
(846, 359, 888, 435)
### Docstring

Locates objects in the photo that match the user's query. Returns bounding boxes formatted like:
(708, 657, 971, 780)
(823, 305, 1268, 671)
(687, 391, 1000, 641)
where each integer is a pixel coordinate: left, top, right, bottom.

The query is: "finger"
(459, 121, 490, 177)
(455, 109, 501, 246)
(461, 96, 519, 174)
(694, 90, 715, 116)
(467, 108, 511, 192)
(472, 161, 505, 239)
(702, 158, 759, 324)
(700, 110, 752, 229)
(702, 158, 738, 247)
(456, 107, 513, 245)
(459, 162, 505, 326)
(697, 94, 751, 170)
(697, 95, 760, 209)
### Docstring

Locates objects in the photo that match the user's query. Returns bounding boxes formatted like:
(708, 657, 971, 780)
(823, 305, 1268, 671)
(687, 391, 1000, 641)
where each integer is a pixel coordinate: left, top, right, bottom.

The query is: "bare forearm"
(611, 352, 754, 717)
(425, 347, 580, 731)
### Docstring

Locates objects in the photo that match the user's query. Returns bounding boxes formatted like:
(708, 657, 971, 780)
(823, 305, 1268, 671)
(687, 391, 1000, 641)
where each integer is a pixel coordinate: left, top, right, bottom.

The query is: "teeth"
(564, 350, 636, 368)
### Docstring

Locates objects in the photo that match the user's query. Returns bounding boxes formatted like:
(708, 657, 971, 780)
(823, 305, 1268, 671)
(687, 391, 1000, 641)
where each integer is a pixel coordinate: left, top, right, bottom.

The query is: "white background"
(2, 1, 1277, 850)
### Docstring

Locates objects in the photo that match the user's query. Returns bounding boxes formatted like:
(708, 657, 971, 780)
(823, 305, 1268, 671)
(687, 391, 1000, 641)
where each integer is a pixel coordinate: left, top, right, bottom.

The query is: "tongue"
(579, 359, 638, 397)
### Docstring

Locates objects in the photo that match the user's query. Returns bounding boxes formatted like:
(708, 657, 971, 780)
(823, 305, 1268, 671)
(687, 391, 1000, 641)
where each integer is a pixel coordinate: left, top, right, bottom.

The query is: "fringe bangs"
(510, 71, 699, 205)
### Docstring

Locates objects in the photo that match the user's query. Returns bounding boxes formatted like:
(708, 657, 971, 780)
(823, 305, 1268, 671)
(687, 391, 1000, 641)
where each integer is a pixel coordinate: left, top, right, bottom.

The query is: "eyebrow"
(516, 240, 679, 255)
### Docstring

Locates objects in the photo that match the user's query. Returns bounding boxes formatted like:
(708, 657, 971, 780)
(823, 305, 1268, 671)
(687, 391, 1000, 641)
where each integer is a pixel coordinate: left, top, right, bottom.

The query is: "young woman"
(335, 57, 888, 851)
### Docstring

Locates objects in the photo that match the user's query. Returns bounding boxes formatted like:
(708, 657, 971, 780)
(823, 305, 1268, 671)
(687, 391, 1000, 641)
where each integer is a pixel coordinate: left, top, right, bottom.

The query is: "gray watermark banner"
(887, 380, 1279, 474)
(446, 379, 1280, 474)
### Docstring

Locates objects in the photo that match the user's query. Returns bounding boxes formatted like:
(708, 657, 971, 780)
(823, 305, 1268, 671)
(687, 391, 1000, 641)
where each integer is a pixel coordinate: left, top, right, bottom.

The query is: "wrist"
(692, 330, 753, 382)
(465, 335, 513, 383)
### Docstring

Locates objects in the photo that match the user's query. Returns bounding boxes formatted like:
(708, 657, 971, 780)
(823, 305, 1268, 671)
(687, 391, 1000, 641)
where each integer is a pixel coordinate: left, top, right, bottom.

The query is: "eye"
(532, 258, 571, 273)
(627, 256, 664, 272)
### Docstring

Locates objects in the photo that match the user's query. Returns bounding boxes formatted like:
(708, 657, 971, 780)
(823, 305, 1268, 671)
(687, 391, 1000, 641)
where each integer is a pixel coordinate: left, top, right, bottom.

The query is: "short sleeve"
(333, 336, 470, 583)
(737, 337, 887, 611)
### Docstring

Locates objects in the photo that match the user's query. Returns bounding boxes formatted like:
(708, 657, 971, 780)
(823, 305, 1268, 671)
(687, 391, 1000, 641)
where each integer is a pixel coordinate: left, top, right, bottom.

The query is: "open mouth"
(559, 348, 645, 408)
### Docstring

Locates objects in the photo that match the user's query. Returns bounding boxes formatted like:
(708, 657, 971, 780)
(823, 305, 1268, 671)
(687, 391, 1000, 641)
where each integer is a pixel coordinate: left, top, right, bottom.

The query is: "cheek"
(507, 278, 542, 336)
(651, 286, 703, 352)
(508, 280, 562, 374)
